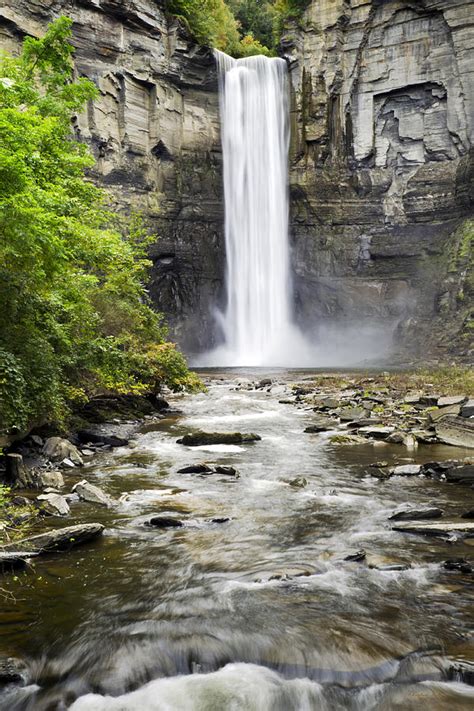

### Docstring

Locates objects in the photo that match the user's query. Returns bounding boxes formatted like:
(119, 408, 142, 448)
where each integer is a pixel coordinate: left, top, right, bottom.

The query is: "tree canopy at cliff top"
(0, 17, 201, 434)
(165, 0, 310, 56)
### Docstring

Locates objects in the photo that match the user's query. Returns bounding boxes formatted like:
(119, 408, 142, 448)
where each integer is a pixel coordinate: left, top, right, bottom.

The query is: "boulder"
(177, 431, 261, 446)
(72, 480, 113, 507)
(257, 378, 272, 389)
(344, 550, 366, 562)
(77, 430, 129, 447)
(288, 476, 307, 488)
(146, 517, 183, 528)
(0, 657, 26, 684)
(358, 426, 395, 439)
(389, 507, 443, 521)
(389, 464, 422, 476)
(37, 471, 64, 489)
(37, 493, 70, 516)
(437, 395, 467, 407)
(444, 465, 474, 484)
(461, 509, 474, 519)
(177, 464, 213, 474)
(392, 521, 474, 538)
(443, 558, 472, 573)
(1, 523, 104, 554)
(211, 517, 230, 524)
(320, 397, 340, 409)
(386, 431, 405, 444)
(304, 419, 338, 433)
(214, 465, 239, 477)
(43, 437, 83, 466)
(339, 407, 367, 422)
(329, 434, 367, 445)
(460, 399, 474, 418)
(428, 404, 462, 422)
(435, 416, 474, 448)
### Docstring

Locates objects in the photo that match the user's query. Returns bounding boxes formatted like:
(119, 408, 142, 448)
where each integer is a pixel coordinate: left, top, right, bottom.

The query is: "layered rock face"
(1, 0, 472, 361)
(284, 0, 473, 358)
(0, 0, 224, 353)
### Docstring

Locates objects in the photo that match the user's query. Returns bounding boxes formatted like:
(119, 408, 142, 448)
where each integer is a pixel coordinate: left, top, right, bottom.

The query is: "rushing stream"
(1, 372, 473, 710)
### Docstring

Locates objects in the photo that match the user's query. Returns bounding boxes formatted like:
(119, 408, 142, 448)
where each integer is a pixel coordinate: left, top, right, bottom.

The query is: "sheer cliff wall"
(284, 0, 473, 358)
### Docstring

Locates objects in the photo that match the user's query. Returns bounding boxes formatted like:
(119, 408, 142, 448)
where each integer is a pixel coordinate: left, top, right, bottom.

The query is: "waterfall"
(203, 50, 309, 367)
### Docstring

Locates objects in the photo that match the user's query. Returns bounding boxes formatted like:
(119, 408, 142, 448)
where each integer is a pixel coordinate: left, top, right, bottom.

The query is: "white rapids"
(200, 50, 311, 367)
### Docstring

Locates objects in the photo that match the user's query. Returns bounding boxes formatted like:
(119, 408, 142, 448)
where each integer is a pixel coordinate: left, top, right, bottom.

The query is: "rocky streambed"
(0, 370, 473, 710)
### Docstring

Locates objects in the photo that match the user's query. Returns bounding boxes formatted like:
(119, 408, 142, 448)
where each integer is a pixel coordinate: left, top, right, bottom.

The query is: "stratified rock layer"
(283, 0, 473, 358)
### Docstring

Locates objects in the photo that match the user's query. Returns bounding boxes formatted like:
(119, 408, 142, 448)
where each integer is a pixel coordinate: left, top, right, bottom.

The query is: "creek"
(0, 371, 473, 710)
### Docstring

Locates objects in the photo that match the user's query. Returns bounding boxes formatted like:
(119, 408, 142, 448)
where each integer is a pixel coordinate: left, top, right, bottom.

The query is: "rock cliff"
(1, 0, 472, 361)
(283, 0, 473, 359)
(0, 0, 224, 353)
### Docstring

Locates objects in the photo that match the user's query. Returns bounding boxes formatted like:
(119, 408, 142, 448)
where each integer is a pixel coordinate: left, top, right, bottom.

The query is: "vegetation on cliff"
(165, 0, 310, 56)
(0, 18, 200, 435)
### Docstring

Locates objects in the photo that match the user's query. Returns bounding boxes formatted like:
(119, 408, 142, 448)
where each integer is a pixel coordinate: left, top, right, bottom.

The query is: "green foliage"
(271, 0, 310, 46)
(0, 18, 200, 434)
(227, 0, 274, 48)
(166, 0, 281, 56)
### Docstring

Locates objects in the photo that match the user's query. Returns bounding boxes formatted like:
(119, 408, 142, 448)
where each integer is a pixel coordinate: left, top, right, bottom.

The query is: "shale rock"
(389, 464, 422, 477)
(37, 493, 70, 517)
(389, 507, 443, 522)
(177, 464, 213, 474)
(1, 523, 105, 554)
(147, 517, 183, 528)
(435, 416, 474, 449)
(393, 521, 474, 538)
(177, 432, 261, 446)
(43, 437, 83, 466)
(72, 480, 113, 507)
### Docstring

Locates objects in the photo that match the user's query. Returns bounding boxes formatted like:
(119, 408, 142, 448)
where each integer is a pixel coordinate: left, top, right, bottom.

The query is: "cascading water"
(201, 50, 310, 367)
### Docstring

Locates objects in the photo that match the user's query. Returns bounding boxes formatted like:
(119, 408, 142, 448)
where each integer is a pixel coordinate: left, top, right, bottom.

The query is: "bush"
(0, 18, 201, 434)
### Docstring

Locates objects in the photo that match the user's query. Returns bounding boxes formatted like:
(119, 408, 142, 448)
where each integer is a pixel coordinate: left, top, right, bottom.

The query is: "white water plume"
(199, 50, 312, 367)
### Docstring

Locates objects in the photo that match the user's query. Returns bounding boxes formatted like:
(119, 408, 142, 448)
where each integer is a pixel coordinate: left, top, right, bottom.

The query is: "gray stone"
(435, 416, 474, 449)
(72, 480, 113, 507)
(339, 407, 367, 422)
(393, 521, 474, 538)
(37, 493, 70, 516)
(43, 437, 83, 466)
(437, 395, 467, 407)
(147, 517, 183, 528)
(1, 523, 105, 554)
(461, 400, 474, 418)
(177, 432, 261, 446)
(429, 404, 462, 422)
(177, 464, 213, 474)
(358, 426, 395, 439)
(386, 432, 405, 444)
(389, 507, 443, 522)
(389, 464, 423, 477)
(444, 465, 474, 484)
(37, 471, 64, 489)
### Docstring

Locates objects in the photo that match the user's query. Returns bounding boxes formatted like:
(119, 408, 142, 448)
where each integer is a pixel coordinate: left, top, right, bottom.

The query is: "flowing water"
(0, 372, 473, 710)
(201, 53, 310, 367)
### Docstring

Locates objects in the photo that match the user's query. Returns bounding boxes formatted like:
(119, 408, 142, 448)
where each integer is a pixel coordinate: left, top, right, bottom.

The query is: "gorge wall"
(0, 0, 225, 353)
(284, 0, 473, 359)
(1, 0, 472, 361)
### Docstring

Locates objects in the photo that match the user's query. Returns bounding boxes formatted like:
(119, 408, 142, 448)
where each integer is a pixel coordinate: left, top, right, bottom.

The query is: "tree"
(0, 17, 200, 434)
